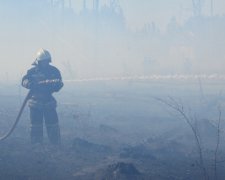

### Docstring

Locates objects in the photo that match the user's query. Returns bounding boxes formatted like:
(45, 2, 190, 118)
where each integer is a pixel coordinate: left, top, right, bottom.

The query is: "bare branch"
(155, 96, 209, 180)
(214, 106, 222, 180)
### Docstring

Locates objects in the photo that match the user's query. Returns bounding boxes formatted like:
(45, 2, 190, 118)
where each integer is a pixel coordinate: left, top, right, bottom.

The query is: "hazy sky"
(0, 0, 225, 81)
(71, 0, 225, 30)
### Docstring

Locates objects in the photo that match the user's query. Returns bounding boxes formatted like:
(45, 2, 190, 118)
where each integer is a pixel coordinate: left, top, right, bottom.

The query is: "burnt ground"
(0, 80, 225, 179)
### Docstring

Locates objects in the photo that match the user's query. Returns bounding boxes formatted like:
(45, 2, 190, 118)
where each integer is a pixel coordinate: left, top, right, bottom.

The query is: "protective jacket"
(22, 64, 63, 144)
(22, 65, 63, 109)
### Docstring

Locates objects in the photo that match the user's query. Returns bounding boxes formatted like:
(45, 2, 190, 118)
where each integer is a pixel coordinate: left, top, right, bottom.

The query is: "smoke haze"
(0, 0, 225, 81)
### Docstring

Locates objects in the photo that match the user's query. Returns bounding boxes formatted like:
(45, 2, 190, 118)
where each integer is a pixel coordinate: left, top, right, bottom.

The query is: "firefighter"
(22, 48, 63, 145)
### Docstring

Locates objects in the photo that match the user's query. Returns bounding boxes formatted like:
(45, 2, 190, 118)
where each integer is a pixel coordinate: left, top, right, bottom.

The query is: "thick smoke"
(0, 0, 225, 82)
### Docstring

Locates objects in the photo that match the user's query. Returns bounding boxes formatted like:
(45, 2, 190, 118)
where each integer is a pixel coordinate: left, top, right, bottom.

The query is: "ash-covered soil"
(0, 80, 225, 180)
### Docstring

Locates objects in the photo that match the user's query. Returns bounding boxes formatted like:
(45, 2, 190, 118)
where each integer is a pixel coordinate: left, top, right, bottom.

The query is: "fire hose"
(0, 79, 61, 141)
(0, 90, 32, 141)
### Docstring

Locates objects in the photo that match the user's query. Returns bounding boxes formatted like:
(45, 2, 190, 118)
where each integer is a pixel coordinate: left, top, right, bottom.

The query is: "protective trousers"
(30, 107, 61, 145)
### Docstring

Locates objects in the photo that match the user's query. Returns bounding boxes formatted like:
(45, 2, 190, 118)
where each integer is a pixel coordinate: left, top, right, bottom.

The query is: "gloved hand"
(22, 79, 39, 89)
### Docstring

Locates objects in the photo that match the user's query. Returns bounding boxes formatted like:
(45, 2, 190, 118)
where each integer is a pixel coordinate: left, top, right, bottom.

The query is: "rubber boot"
(46, 123, 61, 145)
(30, 124, 43, 144)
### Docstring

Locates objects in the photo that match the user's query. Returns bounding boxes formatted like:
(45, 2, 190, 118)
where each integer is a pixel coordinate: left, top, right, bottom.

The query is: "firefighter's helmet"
(32, 48, 51, 65)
